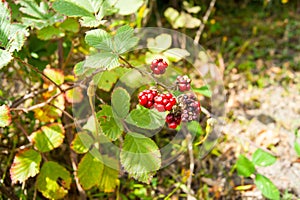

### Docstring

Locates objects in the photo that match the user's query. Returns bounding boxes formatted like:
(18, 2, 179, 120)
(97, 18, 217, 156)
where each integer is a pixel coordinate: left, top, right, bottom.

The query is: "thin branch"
(49, 103, 75, 121)
(194, 0, 217, 44)
(62, 41, 74, 70)
(11, 88, 48, 108)
(15, 57, 64, 92)
(153, 0, 162, 27)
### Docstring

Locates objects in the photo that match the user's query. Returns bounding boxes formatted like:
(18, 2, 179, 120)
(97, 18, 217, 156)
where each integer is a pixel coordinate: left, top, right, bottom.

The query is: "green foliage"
(37, 161, 71, 199)
(255, 174, 280, 200)
(29, 123, 65, 152)
(77, 150, 104, 190)
(125, 108, 166, 130)
(120, 132, 161, 183)
(252, 148, 276, 167)
(10, 149, 41, 184)
(71, 132, 94, 154)
(111, 87, 130, 119)
(0, 104, 11, 127)
(236, 155, 255, 177)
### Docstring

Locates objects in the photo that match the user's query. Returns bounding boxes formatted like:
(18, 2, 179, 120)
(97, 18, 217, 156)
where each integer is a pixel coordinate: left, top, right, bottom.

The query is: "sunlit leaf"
(71, 132, 94, 154)
(84, 52, 120, 70)
(52, 0, 93, 17)
(37, 161, 71, 199)
(163, 48, 190, 62)
(120, 132, 161, 183)
(236, 155, 255, 177)
(85, 29, 113, 51)
(114, 25, 139, 54)
(125, 108, 166, 130)
(98, 155, 119, 192)
(252, 149, 276, 167)
(255, 174, 280, 200)
(30, 123, 65, 152)
(114, 0, 144, 15)
(147, 34, 172, 53)
(43, 68, 64, 85)
(10, 149, 41, 184)
(37, 26, 65, 40)
(97, 105, 123, 141)
(65, 87, 84, 104)
(0, 104, 11, 127)
(77, 149, 103, 190)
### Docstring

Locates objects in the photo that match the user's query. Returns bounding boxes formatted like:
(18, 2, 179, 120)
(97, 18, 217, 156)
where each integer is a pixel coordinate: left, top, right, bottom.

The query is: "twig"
(185, 127, 195, 199)
(16, 57, 64, 92)
(49, 103, 75, 121)
(15, 120, 31, 141)
(11, 88, 48, 108)
(194, 0, 217, 44)
(62, 41, 74, 70)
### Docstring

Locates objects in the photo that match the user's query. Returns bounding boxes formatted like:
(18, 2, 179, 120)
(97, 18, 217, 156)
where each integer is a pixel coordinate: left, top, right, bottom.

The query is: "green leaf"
(125, 108, 166, 130)
(30, 123, 65, 152)
(164, 8, 179, 26)
(69, 0, 102, 14)
(120, 132, 161, 183)
(83, 115, 96, 133)
(59, 18, 80, 33)
(255, 174, 280, 200)
(18, 0, 61, 29)
(114, 25, 139, 54)
(10, 149, 41, 184)
(236, 155, 255, 177)
(71, 132, 94, 154)
(37, 26, 65, 40)
(7, 24, 28, 53)
(0, 104, 11, 127)
(43, 68, 64, 85)
(98, 155, 119, 192)
(85, 29, 113, 51)
(193, 85, 212, 98)
(174, 12, 201, 29)
(114, 0, 144, 15)
(77, 150, 104, 190)
(111, 87, 130, 119)
(80, 16, 104, 27)
(294, 142, 300, 157)
(96, 70, 119, 92)
(52, 0, 93, 17)
(147, 34, 172, 53)
(163, 48, 190, 62)
(97, 105, 123, 141)
(37, 161, 71, 199)
(73, 61, 85, 76)
(252, 149, 276, 167)
(84, 52, 120, 70)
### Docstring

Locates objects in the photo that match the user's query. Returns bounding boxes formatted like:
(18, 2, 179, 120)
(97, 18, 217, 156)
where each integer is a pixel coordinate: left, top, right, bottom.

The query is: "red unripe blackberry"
(150, 58, 168, 75)
(176, 75, 191, 92)
(138, 89, 158, 108)
(154, 93, 176, 112)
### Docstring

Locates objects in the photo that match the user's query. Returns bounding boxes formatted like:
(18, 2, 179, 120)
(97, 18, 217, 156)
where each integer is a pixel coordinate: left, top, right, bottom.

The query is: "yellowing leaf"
(98, 155, 119, 192)
(0, 104, 11, 127)
(65, 87, 83, 103)
(10, 149, 41, 184)
(43, 68, 64, 85)
(71, 132, 94, 154)
(37, 161, 71, 199)
(30, 123, 65, 152)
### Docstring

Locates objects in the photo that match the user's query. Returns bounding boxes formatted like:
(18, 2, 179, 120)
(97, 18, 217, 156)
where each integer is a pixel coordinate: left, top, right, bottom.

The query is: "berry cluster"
(165, 112, 181, 129)
(150, 59, 168, 75)
(178, 93, 201, 122)
(153, 93, 177, 112)
(176, 75, 191, 92)
(138, 89, 158, 108)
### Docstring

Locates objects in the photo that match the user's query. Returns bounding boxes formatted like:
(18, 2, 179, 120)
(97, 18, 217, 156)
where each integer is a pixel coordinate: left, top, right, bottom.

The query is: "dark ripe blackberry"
(178, 93, 201, 122)
(150, 59, 168, 75)
(176, 75, 191, 92)
(165, 111, 181, 129)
